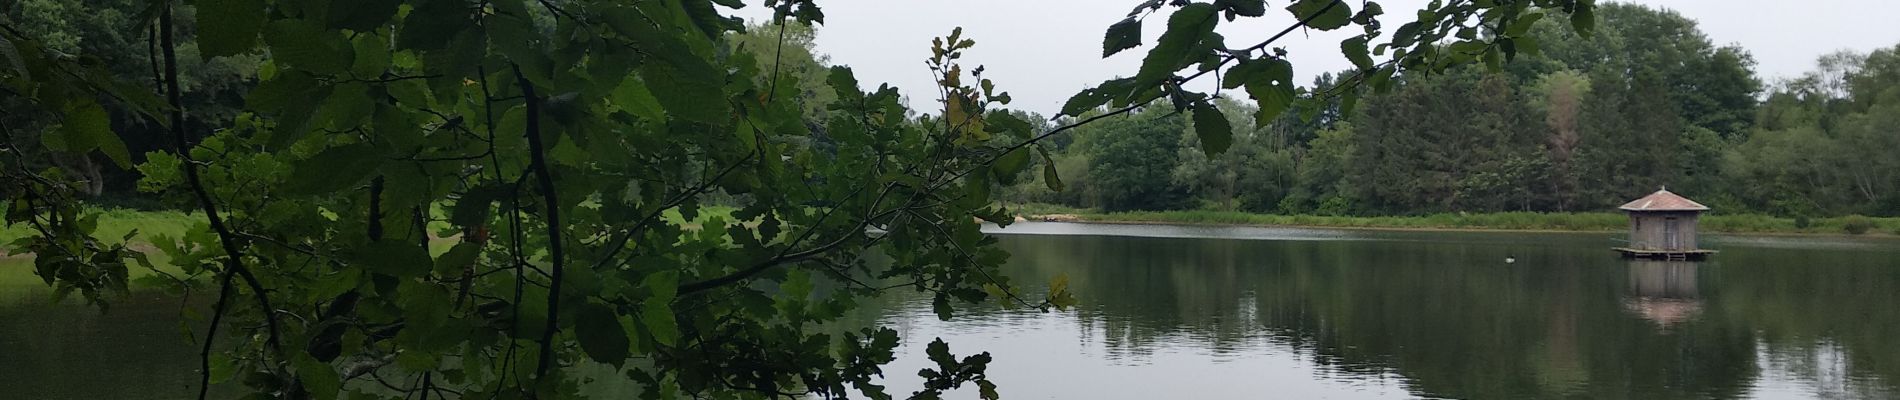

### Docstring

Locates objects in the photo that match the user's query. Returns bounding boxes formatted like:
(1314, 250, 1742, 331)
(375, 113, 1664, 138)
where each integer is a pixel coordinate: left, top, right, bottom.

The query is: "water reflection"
(1624, 260, 1703, 329)
(870, 223, 1900, 399)
(5, 223, 1900, 399)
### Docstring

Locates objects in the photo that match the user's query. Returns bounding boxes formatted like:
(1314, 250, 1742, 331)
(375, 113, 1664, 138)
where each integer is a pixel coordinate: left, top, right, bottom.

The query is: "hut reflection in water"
(1623, 260, 1703, 328)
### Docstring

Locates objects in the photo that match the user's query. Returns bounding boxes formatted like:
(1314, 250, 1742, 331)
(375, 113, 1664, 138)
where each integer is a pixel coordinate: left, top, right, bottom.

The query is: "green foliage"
(1, 0, 1612, 398)
(1842, 215, 1875, 235)
(1284, 0, 1350, 31)
(44, 98, 132, 168)
(1189, 102, 1231, 155)
(1006, 3, 1885, 221)
(1083, 108, 1188, 212)
(195, 0, 264, 58)
(1102, 17, 1141, 58)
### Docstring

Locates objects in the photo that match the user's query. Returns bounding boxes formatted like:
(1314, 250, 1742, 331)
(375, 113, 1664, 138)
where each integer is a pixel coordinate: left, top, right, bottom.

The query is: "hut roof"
(1618, 189, 1709, 212)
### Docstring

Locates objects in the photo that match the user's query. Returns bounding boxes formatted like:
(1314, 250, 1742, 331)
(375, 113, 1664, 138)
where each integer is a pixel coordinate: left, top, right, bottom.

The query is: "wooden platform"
(1614, 247, 1716, 261)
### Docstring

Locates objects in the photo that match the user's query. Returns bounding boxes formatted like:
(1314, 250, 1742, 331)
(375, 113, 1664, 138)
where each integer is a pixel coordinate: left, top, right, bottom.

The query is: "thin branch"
(196, 272, 236, 400)
(161, 5, 282, 398)
(590, 151, 758, 273)
(926, 104, 1143, 192)
(514, 64, 568, 380)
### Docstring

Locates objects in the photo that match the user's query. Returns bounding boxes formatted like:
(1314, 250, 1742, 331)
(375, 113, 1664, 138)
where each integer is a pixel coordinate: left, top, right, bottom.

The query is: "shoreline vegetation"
(1006, 204, 1899, 236)
(4, 205, 1893, 257)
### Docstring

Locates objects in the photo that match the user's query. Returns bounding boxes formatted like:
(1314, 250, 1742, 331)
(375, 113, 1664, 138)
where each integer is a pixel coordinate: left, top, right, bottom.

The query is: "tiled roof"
(1618, 189, 1709, 212)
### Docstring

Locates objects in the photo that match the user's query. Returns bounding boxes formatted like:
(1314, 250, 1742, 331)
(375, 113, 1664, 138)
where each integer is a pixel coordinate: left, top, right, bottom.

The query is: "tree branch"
(196, 272, 236, 400)
(161, 5, 282, 397)
(513, 65, 568, 380)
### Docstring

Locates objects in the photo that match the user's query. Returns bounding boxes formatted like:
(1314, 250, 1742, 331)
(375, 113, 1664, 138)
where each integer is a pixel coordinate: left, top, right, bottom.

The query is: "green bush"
(1843, 214, 1875, 234)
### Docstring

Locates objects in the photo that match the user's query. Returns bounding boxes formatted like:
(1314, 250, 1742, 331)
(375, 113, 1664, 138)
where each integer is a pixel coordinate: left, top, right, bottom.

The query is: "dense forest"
(1002, 4, 1900, 218)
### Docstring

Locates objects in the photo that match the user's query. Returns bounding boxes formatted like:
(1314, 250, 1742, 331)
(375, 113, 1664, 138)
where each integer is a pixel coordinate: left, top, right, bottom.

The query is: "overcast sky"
(733, 0, 1900, 116)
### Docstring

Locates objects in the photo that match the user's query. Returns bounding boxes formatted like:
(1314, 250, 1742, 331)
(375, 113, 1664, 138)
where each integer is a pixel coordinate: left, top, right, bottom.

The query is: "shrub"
(1794, 214, 1812, 229)
(1843, 214, 1875, 234)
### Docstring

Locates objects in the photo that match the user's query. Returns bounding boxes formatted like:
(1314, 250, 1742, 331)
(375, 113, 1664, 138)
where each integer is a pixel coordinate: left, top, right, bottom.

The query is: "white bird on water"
(1505, 256, 1517, 264)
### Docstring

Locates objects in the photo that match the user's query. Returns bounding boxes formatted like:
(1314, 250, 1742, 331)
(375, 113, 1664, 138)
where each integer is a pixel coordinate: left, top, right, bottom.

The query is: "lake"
(4, 222, 1899, 399)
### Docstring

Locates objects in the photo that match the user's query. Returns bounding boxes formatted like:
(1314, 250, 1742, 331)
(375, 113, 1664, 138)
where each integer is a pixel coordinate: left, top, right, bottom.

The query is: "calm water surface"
(5, 222, 1900, 399)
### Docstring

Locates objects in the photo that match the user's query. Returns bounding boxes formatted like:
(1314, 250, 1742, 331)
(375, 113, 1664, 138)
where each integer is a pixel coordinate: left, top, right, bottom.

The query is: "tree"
(1089, 107, 1188, 211)
(3, 0, 259, 198)
(1531, 69, 1588, 210)
(2, 0, 1600, 398)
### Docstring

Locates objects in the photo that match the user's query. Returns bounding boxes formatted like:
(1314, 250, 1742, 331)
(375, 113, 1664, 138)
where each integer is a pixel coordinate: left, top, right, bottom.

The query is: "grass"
(0, 208, 200, 247)
(1005, 203, 1900, 235)
(2, 204, 747, 251)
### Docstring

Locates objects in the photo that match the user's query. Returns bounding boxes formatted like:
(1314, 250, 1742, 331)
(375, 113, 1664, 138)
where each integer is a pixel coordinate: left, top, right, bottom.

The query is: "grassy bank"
(0, 208, 199, 247)
(7, 205, 1893, 253)
(3, 205, 745, 251)
(1007, 204, 1900, 235)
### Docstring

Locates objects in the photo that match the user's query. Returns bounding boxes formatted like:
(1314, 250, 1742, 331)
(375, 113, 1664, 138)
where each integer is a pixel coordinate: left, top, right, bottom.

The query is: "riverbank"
(6, 206, 1894, 252)
(0, 208, 198, 255)
(1009, 205, 1900, 236)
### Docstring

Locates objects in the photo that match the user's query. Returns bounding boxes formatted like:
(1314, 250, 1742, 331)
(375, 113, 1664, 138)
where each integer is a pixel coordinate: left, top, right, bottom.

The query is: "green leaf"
(644, 270, 678, 303)
(1222, 59, 1262, 90)
(398, 0, 471, 50)
(265, 19, 353, 74)
(1191, 102, 1231, 155)
(1341, 35, 1373, 69)
(1339, 88, 1360, 117)
(638, 270, 682, 346)
(1518, 32, 1543, 52)
(1238, 58, 1295, 127)
(433, 242, 481, 276)
(1483, 45, 1502, 72)
(360, 240, 431, 278)
(640, 51, 728, 125)
(1133, 3, 1218, 91)
(931, 293, 953, 321)
(827, 66, 863, 102)
(0, 36, 25, 79)
(612, 76, 667, 123)
(1505, 11, 1544, 36)
(293, 356, 342, 400)
(1047, 274, 1078, 309)
(208, 354, 236, 384)
(1060, 88, 1110, 117)
(451, 184, 507, 226)
(642, 300, 680, 346)
(1570, 3, 1596, 38)
(1037, 146, 1063, 192)
(46, 99, 132, 168)
(1215, 0, 1266, 17)
(576, 302, 631, 366)
(326, 0, 404, 31)
(286, 143, 385, 196)
(196, 0, 265, 58)
(780, 269, 813, 302)
(1102, 17, 1141, 58)
(351, 35, 391, 77)
(319, 83, 375, 130)
(247, 71, 320, 113)
(1285, 0, 1351, 30)
(982, 110, 1032, 136)
(609, 8, 730, 125)
(993, 147, 1031, 182)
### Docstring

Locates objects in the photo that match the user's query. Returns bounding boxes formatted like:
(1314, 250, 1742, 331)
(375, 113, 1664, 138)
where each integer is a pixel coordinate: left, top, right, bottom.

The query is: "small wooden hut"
(1614, 188, 1714, 260)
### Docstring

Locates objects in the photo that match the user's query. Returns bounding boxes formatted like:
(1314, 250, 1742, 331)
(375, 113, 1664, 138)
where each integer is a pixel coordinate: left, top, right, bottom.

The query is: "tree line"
(1004, 4, 1900, 218)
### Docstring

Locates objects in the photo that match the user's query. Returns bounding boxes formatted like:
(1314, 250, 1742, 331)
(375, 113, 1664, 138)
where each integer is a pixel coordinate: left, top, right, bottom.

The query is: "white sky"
(734, 1, 1900, 115)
